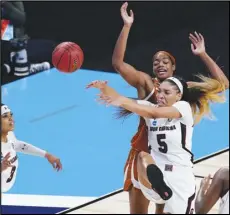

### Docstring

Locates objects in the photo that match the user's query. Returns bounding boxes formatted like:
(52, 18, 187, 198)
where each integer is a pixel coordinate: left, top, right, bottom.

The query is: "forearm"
(199, 52, 229, 89)
(15, 141, 47, 157)
(195, 190, 207, 214)
(120, 97, 155, 118)
(112, 25, 131, 67)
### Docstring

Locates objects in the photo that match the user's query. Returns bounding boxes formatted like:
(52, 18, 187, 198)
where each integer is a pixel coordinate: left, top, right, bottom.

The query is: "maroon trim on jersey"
(180, 123, 194, 163)
(186, 192, 196, 214)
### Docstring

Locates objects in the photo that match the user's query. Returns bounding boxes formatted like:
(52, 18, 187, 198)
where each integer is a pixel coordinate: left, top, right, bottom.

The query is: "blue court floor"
(1, 68, 229, 211)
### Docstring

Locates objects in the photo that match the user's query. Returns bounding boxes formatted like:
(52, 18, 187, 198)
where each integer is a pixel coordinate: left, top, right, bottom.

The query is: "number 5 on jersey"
(157, 134, 168, 153)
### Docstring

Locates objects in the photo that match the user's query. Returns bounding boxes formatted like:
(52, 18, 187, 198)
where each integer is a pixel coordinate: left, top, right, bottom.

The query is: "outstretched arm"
(189, 32, 229, 89)
(86, 81, 182, 119)
(112, 2, 151, 88)
(9, 132, 62, 171)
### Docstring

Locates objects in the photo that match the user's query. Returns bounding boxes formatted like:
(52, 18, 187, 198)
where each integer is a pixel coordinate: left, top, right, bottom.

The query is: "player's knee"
(138, 151, 149, 161)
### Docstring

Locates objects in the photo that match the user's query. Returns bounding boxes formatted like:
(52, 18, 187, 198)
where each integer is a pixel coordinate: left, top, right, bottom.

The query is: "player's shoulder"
(174, 100, 191, 107)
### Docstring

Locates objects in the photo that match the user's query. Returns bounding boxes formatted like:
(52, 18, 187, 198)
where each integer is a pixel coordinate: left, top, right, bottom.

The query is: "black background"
(4, 1, 230, 83)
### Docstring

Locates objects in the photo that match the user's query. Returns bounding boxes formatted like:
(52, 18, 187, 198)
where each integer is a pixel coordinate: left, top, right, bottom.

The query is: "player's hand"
(189, 31, 206, 56)
(45, 153, 62, 171)
(200, 174, 211, 195)
(121, 2, 134, 27)
(86, 80, 123, 107)
(86, 80, 108, 90)
(1, 152, 13, 172)
(97, 93, 125, 107)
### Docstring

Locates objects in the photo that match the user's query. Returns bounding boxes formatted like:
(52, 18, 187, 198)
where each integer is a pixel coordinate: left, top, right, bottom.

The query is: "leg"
(137, 151, 172, 201)
(129, 185, 150, 214)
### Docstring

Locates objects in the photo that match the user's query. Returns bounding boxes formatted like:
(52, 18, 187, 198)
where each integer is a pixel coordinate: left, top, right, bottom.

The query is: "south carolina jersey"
(219, 191, 229, 214)
(137, 100, 194, 167)
(1, 131, 19, 192)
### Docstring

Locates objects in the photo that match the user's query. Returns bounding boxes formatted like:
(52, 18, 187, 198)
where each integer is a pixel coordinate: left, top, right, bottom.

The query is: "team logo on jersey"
(152, 120, 157, 126)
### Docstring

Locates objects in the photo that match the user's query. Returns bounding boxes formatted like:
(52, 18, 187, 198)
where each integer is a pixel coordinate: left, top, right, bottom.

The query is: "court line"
(57, 147, 229, 214)
(29, 105, 78, 123)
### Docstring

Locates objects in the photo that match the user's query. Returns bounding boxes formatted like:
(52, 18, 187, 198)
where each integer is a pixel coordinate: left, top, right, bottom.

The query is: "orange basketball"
(52, 42, 84, 73)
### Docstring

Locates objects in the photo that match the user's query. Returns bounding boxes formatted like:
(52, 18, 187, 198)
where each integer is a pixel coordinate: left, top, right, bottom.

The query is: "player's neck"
(1, 133, 8, 143)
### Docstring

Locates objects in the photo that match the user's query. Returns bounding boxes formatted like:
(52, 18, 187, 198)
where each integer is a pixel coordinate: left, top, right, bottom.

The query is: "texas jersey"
(137, 100, 194, 167)
(1, 131, 19, 192)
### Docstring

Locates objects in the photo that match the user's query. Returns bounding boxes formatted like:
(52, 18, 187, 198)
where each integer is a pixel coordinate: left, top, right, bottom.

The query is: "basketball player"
(195, 167, 229, 214)
(86, 75, 225, 214)
(112, 2, 229, 213)
(1, 104, 62, 193)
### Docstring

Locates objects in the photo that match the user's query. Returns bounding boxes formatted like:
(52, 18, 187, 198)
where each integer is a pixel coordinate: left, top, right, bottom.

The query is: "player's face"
(1, 112, 14, 133)
(153, 53, 175, 81)
(156, 81, 182, 107)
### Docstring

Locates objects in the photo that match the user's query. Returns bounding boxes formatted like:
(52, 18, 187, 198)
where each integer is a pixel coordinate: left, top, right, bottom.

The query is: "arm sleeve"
(8, 132, 46, 157)
(172, 101, 194, 125)
(14, 141, 47, 157)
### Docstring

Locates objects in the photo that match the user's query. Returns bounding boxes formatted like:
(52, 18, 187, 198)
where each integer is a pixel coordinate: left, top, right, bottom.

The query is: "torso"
(1, 132, 19, 193)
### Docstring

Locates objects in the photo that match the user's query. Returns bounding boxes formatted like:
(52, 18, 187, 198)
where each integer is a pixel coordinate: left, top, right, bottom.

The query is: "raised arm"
(189, 32, 229, 89)
(112, 2, 150, 88)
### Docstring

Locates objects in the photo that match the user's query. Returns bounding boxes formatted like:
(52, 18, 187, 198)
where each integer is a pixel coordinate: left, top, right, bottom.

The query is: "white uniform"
(1, 132, 19, 192)
(137, 100, 196, 214)
(219, 191, 229, 214)
(1, 131, 46, 193)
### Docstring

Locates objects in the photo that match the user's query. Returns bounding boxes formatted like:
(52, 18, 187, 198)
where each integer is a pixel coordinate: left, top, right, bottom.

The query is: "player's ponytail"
(185, 75, 225, 123)
(168, 75, 226, 124)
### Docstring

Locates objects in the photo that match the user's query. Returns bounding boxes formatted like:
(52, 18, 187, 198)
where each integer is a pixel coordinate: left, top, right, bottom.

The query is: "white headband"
(167, 77, 183, 94)
(1, 105, 11, 115)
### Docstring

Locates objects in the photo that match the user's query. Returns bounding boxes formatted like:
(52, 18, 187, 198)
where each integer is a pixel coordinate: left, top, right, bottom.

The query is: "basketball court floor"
(58, 149, 229, 214)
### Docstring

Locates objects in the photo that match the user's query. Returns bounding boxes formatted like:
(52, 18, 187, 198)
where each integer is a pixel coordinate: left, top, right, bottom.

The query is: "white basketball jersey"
(1, 132, 19, 193)
(137, 100, 194, 167)
(219, 191, 229, 214)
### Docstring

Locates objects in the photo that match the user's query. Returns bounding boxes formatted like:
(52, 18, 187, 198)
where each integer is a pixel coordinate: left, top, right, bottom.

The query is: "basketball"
(52, 42, 84, 73)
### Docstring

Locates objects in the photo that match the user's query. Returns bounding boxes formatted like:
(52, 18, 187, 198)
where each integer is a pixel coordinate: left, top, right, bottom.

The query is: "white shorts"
(123, 155, 141, 190)
(139, 163, 196, 214)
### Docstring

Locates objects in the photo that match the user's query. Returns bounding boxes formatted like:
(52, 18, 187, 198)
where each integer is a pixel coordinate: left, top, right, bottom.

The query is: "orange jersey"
(130, 79, 158, 152)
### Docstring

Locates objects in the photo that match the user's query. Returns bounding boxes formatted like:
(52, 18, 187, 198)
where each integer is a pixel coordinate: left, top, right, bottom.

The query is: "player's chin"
(156, 72, 171, 80)
(8, 125, 14, 131)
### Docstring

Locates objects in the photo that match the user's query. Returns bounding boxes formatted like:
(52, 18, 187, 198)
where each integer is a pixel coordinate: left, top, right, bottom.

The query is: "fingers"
(86, 80, 108, 89)
(96, 94, 112, 106)
(55, 160, 62, 172)
(121, 2, 128, 11)
(130, 9, 134, 18)
(191, 43, 195, 51)
(199, 33, 204, 41)
(3, 152, 11, 161)
(51, 159, 62, 172)
(189, 31, 203, 44)
(189, 33, 198, 44)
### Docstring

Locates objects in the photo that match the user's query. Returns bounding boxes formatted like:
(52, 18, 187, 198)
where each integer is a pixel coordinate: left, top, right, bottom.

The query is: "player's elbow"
(112, 59, 123, 72)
